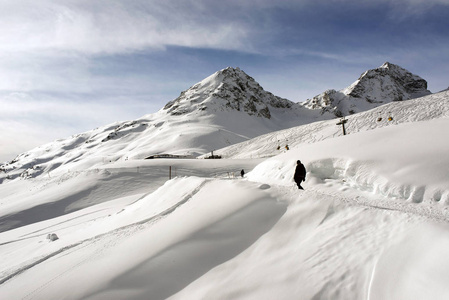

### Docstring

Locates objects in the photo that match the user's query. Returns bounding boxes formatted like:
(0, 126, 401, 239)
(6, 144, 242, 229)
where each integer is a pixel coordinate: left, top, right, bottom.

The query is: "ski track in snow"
(0, 208, 110, 246)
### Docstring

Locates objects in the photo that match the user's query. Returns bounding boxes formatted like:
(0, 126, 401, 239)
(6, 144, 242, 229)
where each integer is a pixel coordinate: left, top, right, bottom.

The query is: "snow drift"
(248, 117, 449, 205)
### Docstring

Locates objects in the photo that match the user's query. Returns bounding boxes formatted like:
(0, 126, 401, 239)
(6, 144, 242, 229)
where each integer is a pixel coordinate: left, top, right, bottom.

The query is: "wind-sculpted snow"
(0, 177, 287, 299)
(306, 158, 448, 206)
(247, 117, 449, 210)
(368, 224, 449, 300)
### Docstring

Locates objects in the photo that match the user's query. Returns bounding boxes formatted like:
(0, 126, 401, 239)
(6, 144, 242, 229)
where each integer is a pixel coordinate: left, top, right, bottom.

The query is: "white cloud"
(0, 0, 255, 94)
(0, 0, 251, 55)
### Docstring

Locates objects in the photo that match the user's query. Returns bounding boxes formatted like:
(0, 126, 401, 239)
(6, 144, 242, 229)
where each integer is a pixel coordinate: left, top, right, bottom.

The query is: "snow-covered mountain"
(0, 63, 432, 184)
(302, 62, 432, 117)
(0, 67, 321, 182)
(163, 67, 293, 118)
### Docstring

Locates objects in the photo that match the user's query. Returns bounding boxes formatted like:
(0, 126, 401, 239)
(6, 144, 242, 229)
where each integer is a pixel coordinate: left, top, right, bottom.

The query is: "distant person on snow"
(241, 169, 245, 178)
(293, 160, 306, 190)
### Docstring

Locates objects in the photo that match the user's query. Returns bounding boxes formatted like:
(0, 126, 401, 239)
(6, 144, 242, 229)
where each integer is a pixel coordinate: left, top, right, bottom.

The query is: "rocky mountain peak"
(163, 67, 294, 118)
(303, 62, 432, 117)
(346, 62, 430, 100)
(380, 61, 403, 71)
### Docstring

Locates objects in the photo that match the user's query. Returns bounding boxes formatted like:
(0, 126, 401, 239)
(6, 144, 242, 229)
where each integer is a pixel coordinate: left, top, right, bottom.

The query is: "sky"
(1, 0, 449, 163)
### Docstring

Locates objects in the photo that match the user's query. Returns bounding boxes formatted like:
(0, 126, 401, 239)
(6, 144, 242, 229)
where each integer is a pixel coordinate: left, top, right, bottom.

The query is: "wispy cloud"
(0, 0, 256, 96)
(0, 0, 251, 55)
(1, 0, 447, 56)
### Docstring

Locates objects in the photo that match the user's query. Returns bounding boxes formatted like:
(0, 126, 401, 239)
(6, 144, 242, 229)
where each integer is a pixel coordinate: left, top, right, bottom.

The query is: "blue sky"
(1, 0, 449, 162)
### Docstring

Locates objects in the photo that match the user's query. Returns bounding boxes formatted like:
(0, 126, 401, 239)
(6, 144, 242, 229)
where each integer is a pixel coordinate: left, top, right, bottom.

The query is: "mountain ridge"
(162, 67, 295, 119)
(0, 67, 319, 181)
(302, 62, 431, 117)
(0, 63, 434, 182)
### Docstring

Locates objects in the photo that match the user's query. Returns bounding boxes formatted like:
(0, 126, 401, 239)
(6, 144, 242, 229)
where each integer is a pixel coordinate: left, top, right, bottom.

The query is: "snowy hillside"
(216, 90, 449, 159)
(302, 62, 431, 117)
(1, 111, 449, 299)
(0, 67, 322, 183)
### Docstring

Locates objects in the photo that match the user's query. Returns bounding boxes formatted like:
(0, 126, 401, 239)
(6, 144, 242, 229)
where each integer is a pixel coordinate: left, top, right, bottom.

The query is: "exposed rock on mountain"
(163, 67, 294, 119)
(302, 62, 432, 117)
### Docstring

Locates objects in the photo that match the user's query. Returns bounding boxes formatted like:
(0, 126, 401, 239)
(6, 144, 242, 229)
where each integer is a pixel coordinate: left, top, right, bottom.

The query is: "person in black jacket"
(293, 160, 306, 190)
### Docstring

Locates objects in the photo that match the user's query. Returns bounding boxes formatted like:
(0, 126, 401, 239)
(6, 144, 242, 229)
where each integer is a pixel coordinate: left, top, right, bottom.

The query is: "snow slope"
(0, 158, 264, 232)
(248, 117, 449, 207)
(216, 90, 449, 159)
(1, 112, 449, 299)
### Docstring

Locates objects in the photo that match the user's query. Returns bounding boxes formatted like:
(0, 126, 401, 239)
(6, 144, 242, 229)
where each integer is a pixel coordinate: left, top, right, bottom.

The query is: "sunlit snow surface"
(1, 92, 449, 299)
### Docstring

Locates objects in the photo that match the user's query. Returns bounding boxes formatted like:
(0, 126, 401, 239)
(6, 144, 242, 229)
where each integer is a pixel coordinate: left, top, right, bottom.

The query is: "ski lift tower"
(336, 117, 348, 135)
